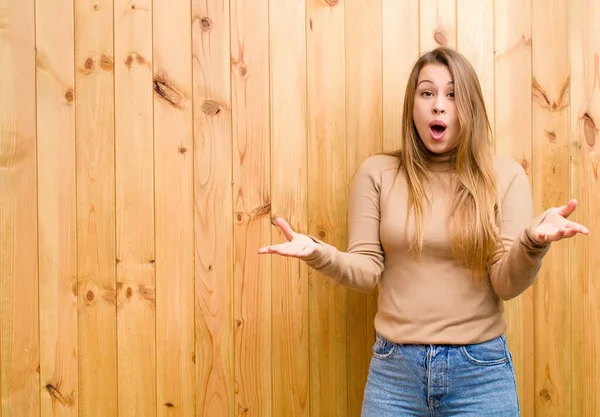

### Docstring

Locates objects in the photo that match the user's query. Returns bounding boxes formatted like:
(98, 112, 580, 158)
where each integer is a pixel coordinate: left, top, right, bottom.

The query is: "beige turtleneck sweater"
(304, 153, 551, 345)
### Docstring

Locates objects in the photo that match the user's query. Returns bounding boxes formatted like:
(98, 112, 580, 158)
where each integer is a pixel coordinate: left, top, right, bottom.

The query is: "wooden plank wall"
(0, 0, 598, 416)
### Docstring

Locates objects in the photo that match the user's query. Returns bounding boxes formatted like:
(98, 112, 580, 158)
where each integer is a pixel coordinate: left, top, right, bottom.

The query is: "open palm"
(258, 217, 321, 259)
(532, 199, 589, 243)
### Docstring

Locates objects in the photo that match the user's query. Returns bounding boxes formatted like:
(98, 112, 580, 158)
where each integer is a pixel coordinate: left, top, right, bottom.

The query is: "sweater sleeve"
(489, 162, 551, 300)
(301, 157, 386, 292)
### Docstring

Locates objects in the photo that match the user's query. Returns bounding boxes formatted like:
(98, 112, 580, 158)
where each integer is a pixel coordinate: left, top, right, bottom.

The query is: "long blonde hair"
(394, 47, 500, 279)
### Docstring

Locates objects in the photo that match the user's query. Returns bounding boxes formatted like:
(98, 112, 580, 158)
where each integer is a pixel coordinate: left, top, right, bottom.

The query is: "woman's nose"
(433, 97, 446, 114)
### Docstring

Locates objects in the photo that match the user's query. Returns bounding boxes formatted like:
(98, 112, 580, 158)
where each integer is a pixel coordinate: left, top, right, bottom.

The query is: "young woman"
(258, 47, 589, 416)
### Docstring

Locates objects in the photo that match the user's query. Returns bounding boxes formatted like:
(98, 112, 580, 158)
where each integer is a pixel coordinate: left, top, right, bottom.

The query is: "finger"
(258, 242, 303, 257)
(257, 246, 271, 254)
(557, 228, 568, 239)
(543, 229, 564, 242)
(258, 242, 289, 254)
(272, 217, 296, 241)
(536, 230, 560, 243)
(543, 225, 587, 242)
(267, 245, 304, 258)
(565, 221, 589, 235)
(258, 241, 286, 253)
(533, 230, 548, 243)
(268, 241, 317, 258)
(556, 199, 578, 218)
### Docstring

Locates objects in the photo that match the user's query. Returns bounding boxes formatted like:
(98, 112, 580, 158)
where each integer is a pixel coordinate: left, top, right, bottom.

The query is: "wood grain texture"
(36, 0, 78, 414)
(74, 0, 117, 414)
(153, 0, 195, 414)
(230, 0, 272, 416)
(3, 2, 600, 415)
(457, 0, 494, 142)
(494, 1, 534, 415)
(569, 0, 599, 415)
(532, 0, 571, 415)
(345, 1, 382, 415)
(494, 0, 532, 175)
(382, 0, 418, 152)
(419, 0, 456, 52)
(307, 1, 347, 416)
(114, 0, 156, 415)
(192, 1, 234, 416)
(0, 0, 40, 415)
(269, 0, 309, 415)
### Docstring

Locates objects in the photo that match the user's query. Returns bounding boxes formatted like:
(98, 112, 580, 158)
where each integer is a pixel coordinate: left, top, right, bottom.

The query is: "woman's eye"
(421, 91, 433, 97)
(448, 92, 455, 98)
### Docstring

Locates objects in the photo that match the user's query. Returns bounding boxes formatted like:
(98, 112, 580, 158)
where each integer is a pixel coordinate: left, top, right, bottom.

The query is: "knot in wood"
(200, 17, 211, 31)
(434, 30, 447, 46)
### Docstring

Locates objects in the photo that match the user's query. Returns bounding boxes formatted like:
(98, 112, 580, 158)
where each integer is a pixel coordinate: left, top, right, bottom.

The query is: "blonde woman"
(258, 47, 588, 416)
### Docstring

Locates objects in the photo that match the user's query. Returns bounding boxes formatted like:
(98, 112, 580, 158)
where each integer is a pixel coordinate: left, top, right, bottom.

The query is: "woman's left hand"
(532, 199, 590, 243)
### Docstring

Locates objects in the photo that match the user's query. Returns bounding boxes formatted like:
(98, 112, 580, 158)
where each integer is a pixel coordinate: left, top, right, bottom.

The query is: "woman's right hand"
(257, 217, 321, 259)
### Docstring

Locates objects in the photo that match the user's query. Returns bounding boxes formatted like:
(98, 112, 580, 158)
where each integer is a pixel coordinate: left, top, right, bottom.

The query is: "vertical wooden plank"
(382, 0, 418, 152)
(419, 0, 456, 52)
(192, 1, 234, 416)
(114, 0, 155, 415)
(153, 0, 195, 414)
(269, 0, 309, 416)
(74, 0, 117, 414)
(532, 0, 571, 415)
(457, 0, 494, 140)
(494, 0, 534, 415)
(345, 0, 381, 415)
(0, 0, 40, 414)
(230, 0, 272, 416)
(306, 1, 347, 416)
(569, 0, 600, 415)
(36, 0, 78, 414)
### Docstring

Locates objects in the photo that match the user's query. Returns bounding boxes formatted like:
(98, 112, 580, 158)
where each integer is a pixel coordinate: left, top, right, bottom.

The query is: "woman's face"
(412, 63, 459, 154)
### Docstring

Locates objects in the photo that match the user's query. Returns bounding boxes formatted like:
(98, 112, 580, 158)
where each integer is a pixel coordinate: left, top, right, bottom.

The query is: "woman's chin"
(424, 140, 452, 154)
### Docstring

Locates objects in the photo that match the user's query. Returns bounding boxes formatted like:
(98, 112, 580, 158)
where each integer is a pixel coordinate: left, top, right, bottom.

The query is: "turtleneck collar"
(423, 148, 455, 172)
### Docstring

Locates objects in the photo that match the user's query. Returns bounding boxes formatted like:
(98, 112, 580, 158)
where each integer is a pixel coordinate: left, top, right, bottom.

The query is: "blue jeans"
(362, 333, 520, 416)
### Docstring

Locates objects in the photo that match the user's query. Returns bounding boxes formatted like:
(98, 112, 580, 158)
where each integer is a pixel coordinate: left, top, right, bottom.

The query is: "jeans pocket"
(459, 335, 510, 366)
(372, 334, 397, 360)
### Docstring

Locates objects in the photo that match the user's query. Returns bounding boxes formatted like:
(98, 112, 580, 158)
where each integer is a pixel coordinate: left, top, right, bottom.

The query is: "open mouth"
(429, 121, 447, 141)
